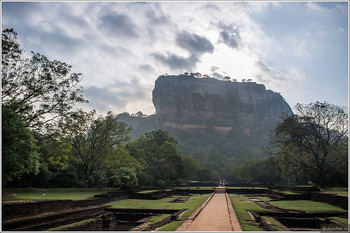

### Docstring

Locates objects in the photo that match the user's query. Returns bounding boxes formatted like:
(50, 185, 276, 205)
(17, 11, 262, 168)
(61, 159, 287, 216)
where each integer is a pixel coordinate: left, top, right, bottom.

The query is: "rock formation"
(152, 74, 292, 136)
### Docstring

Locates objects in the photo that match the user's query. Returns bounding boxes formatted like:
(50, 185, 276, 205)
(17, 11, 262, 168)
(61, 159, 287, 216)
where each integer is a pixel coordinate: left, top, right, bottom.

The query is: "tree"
(70, 111, 133, 184)
(193, 72, 202, 78)
(182, 155, 201, 181)
(2, 103, 40, 185)
(2, 28, 88, 135)
(223, 76, 231, 81)
(197, 168, 212, 182)
(270, 102, 348, 187)
(126, 130, 185, 186)
(237, 157, 281, 184)
(108, 167, 138, 188)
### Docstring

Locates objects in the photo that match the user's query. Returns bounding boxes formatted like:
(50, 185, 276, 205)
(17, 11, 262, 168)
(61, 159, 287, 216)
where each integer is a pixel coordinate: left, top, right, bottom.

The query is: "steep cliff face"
(152, 74, 292, 135)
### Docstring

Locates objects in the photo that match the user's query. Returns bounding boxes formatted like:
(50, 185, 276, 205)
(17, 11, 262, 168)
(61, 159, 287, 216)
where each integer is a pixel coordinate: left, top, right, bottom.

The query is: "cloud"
(138, 64, 156, 73)
(145, 8, 169, 25)
(39, 30, 85, 55)
(255, 60, 286, 83)
(2, 2, 44, 26)
(99, 13, 139, 39)
(210, 66, 219, 72)
(218, 23, 242, 49)
(212, 72, 223, 79)
(2, 1, 347, 115)
(151, 52, 196, 71)
(176, 31, 214, 55)
(84, 78, 149, 113)
(151, 31, 214, 71)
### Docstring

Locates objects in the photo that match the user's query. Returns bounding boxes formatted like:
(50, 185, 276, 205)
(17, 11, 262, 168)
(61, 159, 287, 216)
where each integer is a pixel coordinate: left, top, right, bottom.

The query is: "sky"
(2, 1, 348, 115)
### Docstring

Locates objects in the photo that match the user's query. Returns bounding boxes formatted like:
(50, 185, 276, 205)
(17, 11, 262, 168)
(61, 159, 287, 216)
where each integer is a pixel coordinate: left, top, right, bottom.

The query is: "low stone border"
(225, 193, 242, 231)
(175, 192, 215, 231)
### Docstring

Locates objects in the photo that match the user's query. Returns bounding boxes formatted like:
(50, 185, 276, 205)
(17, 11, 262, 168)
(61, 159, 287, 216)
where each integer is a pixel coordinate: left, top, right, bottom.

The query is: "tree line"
(2, 28, 211, 188)
(231, 102, 348, 187)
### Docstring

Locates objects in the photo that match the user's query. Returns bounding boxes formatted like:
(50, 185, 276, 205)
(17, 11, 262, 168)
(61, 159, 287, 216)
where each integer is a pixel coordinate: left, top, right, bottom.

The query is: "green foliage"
(269, 102, 348, 187)
(182, 155, 201, 180)
(38, 136, 71, 171)
(108, 167, 138, 188)
(126, 130, 185, 186)
(237, 157, 281, 184)
(2, 103, 39, 185)
(174, 125, 267, 180)
(2, 28, 88, 134)
(70, 111, 133, 180)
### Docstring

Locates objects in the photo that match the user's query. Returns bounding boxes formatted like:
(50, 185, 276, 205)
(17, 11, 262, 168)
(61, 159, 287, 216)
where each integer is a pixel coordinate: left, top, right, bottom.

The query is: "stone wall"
(52, 218, 103, 231)
(2, 191, 129, 220)
(310, 193, 348, 210)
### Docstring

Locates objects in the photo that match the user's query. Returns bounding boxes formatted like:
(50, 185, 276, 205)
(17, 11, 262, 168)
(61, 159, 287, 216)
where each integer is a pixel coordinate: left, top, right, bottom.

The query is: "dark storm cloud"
(99, 13, 139, 38)
(176, 31, 214, 55)
(218, 22, 242, 49)
(255, 60, 286, 82)
(151, 52, 197, 70)
(84, 78, 149, 113)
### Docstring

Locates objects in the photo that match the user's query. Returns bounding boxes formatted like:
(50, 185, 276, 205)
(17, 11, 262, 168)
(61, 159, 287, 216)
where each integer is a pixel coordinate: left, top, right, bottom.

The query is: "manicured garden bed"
(106, 194, 210, 231)
(321, 187, 348, 196)
(269, 200, 347, 213)
(229, 194, 277, 231)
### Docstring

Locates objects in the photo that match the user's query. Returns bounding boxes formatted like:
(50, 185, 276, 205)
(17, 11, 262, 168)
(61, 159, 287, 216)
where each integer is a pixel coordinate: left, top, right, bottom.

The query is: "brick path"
(182, 187, 242, 231)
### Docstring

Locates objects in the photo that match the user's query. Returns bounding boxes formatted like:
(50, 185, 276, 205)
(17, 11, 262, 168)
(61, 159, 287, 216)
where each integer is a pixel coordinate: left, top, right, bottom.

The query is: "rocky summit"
(152, 74, 292, 136)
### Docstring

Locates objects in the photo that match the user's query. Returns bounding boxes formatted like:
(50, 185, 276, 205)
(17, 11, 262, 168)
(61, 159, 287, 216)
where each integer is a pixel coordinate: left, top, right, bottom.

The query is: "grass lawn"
(227, 187, 268, 189)
(261, 216, 286, 231)
(329, 216, 348, 225)
(321, 187, 348, 196)
(248, 196, 273, 202)
(158, 194, 210, 231)
(2, 188, 116, 201)
(108, 194, 210, 231)
(173, 186, 215, 190)
(269, 200, 347, 213)
(277, 190, 299, 195)
(47, 218, 95, 231)
(137, 190, 158, 194)
(229, 194, 277, 231)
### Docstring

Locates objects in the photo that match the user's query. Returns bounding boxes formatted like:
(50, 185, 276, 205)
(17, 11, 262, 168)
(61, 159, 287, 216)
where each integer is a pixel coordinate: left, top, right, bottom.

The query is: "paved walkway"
(182, 187, 241, 231)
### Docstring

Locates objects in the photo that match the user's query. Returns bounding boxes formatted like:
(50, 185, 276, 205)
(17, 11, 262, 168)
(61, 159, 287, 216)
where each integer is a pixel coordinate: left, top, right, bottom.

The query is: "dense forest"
(2, 29, 348, 188)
